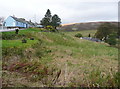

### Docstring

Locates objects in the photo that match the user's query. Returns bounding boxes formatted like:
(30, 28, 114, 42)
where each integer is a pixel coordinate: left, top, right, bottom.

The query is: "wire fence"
(0, 26, 7, 30)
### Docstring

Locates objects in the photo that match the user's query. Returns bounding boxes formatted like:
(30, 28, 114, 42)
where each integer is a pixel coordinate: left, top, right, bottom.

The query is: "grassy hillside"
(2, 28, 119, 87)
(64, 30, 97, 37)
(59, 22, 118, 31)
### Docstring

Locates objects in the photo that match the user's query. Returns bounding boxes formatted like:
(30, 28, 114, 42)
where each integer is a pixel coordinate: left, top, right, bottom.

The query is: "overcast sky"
(0, 0, 119, 24)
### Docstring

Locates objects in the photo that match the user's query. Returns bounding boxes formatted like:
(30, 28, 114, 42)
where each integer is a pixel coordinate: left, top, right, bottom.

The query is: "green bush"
(94, 23, 117, 40)
(15, 29, 19, 34)
(75, 33, 83, 38)
(46, 25, 56, 32)
(114, 71, 120, 86)
(106, 33, 117, 45)
(22, 39, 27, 43)
(2, 33, 26, 40)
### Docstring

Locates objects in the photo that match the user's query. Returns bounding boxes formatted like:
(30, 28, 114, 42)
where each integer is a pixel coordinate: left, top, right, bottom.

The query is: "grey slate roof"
(81, 37, 101, 42)
(11, 16, 35, 26)
(26, 21, 35, 26)
(11, 16, 27, 23)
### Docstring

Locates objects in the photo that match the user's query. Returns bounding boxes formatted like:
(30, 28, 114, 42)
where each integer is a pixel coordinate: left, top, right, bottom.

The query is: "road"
(0, 28, 26, 32)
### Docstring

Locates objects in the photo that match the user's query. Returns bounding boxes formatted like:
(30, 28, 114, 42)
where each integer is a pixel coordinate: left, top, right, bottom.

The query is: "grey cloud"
(0, 0, 118, 24)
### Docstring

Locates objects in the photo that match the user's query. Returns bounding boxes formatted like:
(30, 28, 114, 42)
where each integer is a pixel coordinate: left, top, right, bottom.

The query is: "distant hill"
(58, 22, 118, 32)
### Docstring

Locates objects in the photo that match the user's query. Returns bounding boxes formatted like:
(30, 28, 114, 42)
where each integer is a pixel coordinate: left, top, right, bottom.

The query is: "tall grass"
(2, 28, 118, 87)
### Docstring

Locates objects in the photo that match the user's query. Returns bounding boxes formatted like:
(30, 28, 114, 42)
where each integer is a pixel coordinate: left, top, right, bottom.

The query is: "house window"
(13, 22, 15, 26)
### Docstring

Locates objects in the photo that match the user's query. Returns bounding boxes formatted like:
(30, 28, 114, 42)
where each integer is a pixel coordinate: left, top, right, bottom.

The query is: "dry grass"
(2, 29, 119, 87)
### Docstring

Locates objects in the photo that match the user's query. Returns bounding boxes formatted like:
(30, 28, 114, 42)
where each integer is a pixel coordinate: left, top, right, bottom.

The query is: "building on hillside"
(36, 24, 44, 28)
(3, 16, 36, 28)
(80, 37, 101, 42)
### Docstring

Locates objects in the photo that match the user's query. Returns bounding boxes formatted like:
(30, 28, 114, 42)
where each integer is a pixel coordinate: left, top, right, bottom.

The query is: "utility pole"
(34, 14, 36, 23)
(0, 17, 4, 30)
(2, 22, 3, 30)
(1, 19, 4, 30)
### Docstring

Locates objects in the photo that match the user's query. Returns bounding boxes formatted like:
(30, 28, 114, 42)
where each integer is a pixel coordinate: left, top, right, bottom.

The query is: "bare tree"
(0, 17, 5, 25)
(0, 17, 5, 30)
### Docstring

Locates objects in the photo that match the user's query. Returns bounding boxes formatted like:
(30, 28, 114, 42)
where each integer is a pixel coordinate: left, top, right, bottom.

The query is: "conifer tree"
(40, 9, 61, 32)
(51, 14, 61, 29)
(40, 9, 52, 27)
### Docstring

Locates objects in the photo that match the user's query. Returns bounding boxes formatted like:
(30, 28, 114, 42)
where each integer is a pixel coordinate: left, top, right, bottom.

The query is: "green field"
(64, 30, 97, 37)
(2, 28, 119, 87)
(2, 40, 38, 48)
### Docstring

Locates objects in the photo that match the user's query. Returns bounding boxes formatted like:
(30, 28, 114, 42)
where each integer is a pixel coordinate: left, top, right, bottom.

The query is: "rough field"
(2, 28, 119, 87)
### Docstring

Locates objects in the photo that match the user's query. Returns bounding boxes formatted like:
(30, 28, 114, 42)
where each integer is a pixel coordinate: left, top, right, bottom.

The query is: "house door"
(26, 24, 28, 28)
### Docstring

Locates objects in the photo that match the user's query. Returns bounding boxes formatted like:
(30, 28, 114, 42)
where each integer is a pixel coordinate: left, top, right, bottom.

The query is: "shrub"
(46, 25, 56, 32)
(114, 71, 120, 86)
(95, 23, 117, 40)
(106, 33, 117, 45)
(2, 33, 26, 40)
(15, 29, 19, 34)
(88, 33, 91, 37)
(30, 38, 34, 40)
(75, 33, 83, 38)
(22, 39, 27, 43)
